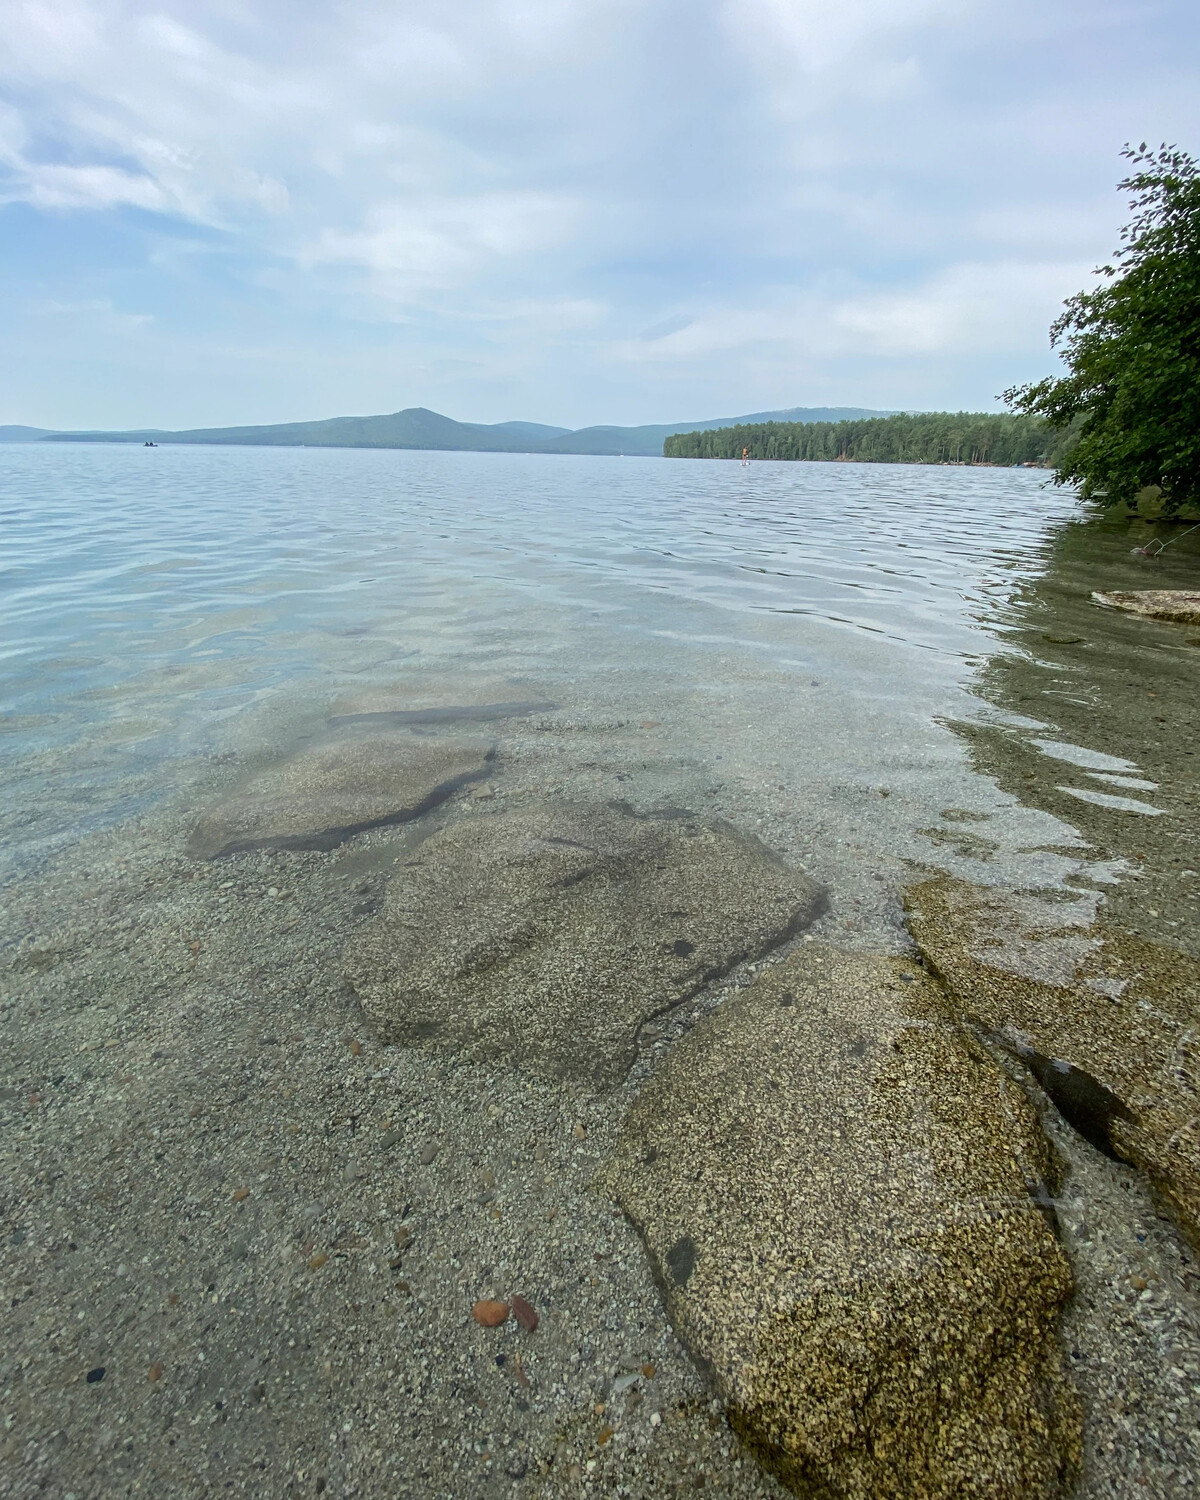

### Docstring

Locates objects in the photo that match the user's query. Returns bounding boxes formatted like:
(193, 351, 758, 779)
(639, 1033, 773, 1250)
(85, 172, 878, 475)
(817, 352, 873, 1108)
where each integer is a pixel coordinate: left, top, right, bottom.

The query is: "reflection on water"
(2, 442, 1079, 883)
(958, 508, 1200, 950)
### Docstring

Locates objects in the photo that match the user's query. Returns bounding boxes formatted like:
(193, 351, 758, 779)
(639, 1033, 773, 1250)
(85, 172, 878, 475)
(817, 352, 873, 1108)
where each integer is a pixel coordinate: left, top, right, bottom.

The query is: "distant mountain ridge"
(26, 405, 893, 458)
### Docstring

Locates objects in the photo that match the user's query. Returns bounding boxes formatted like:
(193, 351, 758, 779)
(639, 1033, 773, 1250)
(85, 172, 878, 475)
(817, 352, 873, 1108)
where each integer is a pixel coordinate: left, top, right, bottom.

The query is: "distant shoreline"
(2, 403, 893, 460)
(663, 411, 1070, 468)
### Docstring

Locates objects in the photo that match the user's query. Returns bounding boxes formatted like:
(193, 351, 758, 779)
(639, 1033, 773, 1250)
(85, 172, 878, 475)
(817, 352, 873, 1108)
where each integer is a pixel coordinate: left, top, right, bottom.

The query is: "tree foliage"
(663, 411, 1065, 465)
(1004, 145, 1200, 512)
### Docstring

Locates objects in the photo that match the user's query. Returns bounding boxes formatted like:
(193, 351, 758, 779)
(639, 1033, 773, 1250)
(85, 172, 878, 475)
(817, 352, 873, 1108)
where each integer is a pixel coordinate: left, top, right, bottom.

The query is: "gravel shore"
(3, 680, 1198, 1498)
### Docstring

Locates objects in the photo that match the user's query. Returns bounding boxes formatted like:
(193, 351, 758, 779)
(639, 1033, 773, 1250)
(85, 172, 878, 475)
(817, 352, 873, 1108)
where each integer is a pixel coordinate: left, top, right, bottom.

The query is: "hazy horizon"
(4, 401, 898, 437)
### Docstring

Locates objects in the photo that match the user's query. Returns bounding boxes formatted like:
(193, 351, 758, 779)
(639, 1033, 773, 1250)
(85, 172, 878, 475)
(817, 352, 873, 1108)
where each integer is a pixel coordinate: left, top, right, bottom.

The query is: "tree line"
(663, 411, 1072, 466)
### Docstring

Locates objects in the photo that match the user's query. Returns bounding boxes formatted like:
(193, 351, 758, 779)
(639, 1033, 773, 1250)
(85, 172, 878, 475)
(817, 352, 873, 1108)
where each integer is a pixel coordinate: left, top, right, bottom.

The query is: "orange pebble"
(472, 1299, 510, 1327)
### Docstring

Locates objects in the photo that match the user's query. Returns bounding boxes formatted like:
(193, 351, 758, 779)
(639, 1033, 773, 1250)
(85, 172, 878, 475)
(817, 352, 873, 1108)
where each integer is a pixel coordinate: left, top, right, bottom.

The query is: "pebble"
(379, 1130, 401, 1151)
(86, 1368, 105, 1384)
(511, 1295, 539, 1332)
(419, 1142, 439, 1165)
(573, 1122, 587, 1140)
(472, 1299, 510, 1327)
(148, 1361, 163, 1382)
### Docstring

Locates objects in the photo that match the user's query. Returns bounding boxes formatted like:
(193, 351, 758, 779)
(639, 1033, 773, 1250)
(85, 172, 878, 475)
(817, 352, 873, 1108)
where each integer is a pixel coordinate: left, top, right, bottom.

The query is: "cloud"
(0, 0, 1197, 426)
(722, 0, 968, 78)
(607, 259, 1091, 367)
(7, 160, 169, 211)
(304, 192, 585, 296)
(30, 296, 154, 329)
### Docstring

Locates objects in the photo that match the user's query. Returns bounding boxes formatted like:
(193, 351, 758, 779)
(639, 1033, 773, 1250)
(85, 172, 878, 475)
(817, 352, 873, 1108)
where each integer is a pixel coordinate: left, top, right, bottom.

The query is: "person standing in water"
(741, 446, 750, 466)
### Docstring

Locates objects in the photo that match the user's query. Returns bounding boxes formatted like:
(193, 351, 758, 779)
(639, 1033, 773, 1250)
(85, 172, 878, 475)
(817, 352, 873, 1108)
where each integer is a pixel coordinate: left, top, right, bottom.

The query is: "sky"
(1, 0, 1198, 431)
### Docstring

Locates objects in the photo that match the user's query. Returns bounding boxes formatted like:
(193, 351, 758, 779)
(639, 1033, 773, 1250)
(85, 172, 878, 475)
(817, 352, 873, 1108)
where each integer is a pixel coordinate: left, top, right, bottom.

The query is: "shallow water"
(4, 443, 1200, 1498)
(2, 442, 1088, 897)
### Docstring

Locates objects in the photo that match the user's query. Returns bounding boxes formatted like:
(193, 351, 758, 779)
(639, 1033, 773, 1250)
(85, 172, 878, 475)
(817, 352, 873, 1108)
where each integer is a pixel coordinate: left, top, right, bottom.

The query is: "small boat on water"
(143, 441, 157, 447)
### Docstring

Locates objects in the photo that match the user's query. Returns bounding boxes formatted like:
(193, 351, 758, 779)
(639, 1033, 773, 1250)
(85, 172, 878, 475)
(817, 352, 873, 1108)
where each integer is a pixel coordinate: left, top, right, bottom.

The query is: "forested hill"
(663, 412, 1071, 466)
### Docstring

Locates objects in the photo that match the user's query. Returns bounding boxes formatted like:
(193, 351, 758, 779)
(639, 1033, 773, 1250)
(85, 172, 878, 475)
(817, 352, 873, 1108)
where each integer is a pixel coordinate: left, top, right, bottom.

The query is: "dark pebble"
(511, 1294, 539, 1333)
(86, 1367, 106, 1383)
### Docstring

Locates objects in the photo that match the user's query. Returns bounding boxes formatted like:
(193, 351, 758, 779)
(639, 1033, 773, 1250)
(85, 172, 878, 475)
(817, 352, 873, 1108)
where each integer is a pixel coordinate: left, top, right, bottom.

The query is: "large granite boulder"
(189, 735, 492, 858)
(907, 874, 1200, 1241)
(344, 803, 822, 1086)
(596, 945, 1081, 1499)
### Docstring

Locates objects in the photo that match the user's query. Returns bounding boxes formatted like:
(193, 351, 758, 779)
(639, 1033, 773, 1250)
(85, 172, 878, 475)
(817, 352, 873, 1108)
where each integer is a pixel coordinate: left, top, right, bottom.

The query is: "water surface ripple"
(1, 442, 1077, 870)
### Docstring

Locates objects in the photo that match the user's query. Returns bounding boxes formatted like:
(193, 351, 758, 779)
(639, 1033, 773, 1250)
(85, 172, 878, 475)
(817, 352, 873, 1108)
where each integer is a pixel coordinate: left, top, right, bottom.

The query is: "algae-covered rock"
(189, 735, 492, 858)
(596, 945, 1081, 1500)
(1092, 589, 1200, 625)
(344, 803, 822, 1086)
(906, 875, 1200, 1241)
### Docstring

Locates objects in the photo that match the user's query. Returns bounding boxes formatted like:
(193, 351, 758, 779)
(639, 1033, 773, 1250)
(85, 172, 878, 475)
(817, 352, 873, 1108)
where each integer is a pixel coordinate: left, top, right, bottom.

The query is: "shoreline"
(4, 656, 1199, 1496)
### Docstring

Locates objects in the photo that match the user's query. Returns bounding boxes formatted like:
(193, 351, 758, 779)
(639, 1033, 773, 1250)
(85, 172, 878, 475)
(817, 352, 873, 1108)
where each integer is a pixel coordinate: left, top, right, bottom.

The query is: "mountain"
(486, 420, 573, 441)
(36, 404, 893, 457)
(40, 409, 555, 452)
(0, 425, 57, 441)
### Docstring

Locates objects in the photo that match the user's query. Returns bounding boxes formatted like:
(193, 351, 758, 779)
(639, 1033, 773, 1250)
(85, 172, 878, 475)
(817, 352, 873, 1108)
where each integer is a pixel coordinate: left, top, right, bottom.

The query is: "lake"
(1, 443, 1094, 901)
(3, 443, 1197, 1499)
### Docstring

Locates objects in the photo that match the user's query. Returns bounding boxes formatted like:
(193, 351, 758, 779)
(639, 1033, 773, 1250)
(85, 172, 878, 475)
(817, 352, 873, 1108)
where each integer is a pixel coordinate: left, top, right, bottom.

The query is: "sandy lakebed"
(2, 446, 1199, 1498)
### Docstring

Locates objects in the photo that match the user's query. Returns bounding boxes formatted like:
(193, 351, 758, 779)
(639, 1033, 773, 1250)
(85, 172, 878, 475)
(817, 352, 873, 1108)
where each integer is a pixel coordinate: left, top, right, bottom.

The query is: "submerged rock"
(906, 875, 1200, 1240)
(189, 735, 492, 858)
(595, 945, 1081, 1500)
(328, 677, 555, 727)
(1092, 589, 1200, 625)
(344, 803, 821, 1086)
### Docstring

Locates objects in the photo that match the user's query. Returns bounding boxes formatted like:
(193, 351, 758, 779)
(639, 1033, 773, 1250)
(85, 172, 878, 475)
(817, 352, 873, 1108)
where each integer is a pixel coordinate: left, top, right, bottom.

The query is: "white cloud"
(31, 296, 153, 328)
(8, 160, 170, 211)
(609, 259, 1092, 365)
(0, 0, 1197, 425)
(305, 192, 584, 292)
(722, 0, 969, 76)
